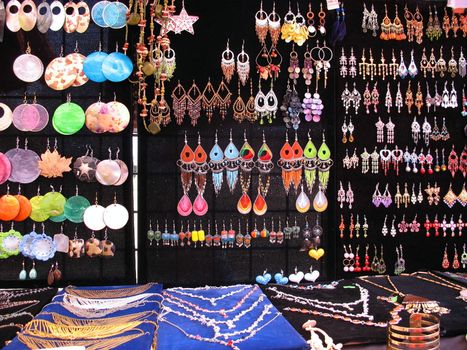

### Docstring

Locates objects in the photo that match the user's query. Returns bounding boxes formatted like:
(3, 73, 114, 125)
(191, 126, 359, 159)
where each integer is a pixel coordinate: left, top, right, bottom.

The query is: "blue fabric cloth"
(158, 284, 308, 350)
(4, 283, 163, 350)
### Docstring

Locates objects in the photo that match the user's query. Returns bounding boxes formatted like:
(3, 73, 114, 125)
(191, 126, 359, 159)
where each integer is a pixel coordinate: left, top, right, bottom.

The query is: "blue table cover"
(158, 284, 308, 350)
(4, 283, 163, 350)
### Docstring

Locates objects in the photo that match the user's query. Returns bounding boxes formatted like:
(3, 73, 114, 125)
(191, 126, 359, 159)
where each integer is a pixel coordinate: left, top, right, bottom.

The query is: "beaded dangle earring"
(237, 130, 255, 215)
(193, 133, 209, 216)
(303, 130, 317, 193)
(215, 79, 232, 120)
(254, 132, 273, 216)
(237, 41, 250, 86)
(209, 130, 224, 195)
(177, 132, 194, 217)
(224, 130, 240, 193)
(221, 39, 235, 83)
(277, 131, 294, 195)
(201, 78, 217, 123)
(442, 244, 450, 269)
(187, 80, 202, 126)
(233, 81, 246, 123)
(255, 0, 268, 45)
(172, 81, 187, 125)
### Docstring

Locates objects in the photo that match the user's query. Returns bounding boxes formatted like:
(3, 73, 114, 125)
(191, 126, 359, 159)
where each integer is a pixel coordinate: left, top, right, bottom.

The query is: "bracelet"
(387, 337, 440, 349)
(389, 329, 440, 341)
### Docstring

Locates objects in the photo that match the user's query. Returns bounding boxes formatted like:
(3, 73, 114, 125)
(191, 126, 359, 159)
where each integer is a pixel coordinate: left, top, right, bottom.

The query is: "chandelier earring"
(385, 82, 392, 113)
(348, 47, 357, 78)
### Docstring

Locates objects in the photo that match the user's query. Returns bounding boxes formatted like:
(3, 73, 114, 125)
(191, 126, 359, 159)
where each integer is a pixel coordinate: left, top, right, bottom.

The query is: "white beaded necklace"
(267, 283, 373, 320)
(163, 294, 267, 329)
(167, 284, 252, 306)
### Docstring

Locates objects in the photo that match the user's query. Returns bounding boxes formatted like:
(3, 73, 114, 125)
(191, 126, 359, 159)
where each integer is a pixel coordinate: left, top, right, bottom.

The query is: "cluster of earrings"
(411, 116, 450, 146)
(337, 181, 354, 209)
(394, 182, 424, 208)
(343, 244, 381, 273)
(424, 214, 465, 238)
(342, 80, 459, 116)
(171, 79, 232, 126)
(147, 217, 311, 249)
(277, 131, 333, 214)
(220, 40, 251, 85)
(339, 214, 369, 239)
(256, 266, 321, 285)
(362, 4, 467, 40)
(442, 243, 462, 270)
(340, 46, 466, 81)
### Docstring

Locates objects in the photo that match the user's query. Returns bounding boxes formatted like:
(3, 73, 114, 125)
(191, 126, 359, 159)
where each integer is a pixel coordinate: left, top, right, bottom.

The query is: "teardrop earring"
(209, 130, 225, 195)
(29, 260, 37, 279)
(19, 260, 27, 280)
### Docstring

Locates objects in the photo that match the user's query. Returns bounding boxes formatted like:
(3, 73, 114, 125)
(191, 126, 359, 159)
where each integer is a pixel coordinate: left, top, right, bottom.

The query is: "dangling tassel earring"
(316, 131, 333, 190)
(254, 132, 273, 216)
(193, 133, 208, 216)
(224, 129, 240, 193)
(277, 131, 294, 194)
(177, 132, 194, 216)
(237, 130, 255, 214)
(221, 39, 235, 83)
(303, 129, 317, 193)
(209, 130, 224, 195)
(291, 132, 304, 192)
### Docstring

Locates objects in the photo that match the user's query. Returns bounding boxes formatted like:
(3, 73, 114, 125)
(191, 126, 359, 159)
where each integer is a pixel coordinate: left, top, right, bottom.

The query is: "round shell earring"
(95, 147, 121, 186)
(13, 43, 44, 83)
(0, 103, 13, 131)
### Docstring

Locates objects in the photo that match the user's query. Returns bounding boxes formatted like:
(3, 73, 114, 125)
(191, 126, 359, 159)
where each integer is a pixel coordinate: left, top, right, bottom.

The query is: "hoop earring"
(221, 39, 235, 83)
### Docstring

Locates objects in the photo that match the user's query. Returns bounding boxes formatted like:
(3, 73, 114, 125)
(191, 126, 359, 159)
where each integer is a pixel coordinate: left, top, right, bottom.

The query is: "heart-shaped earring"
(274, 270, 288, 285)
(255, 270, 272, 285)
(304, 266, 320, 282)
(308, 247, 325, 260)
(288, 267, 304, 284)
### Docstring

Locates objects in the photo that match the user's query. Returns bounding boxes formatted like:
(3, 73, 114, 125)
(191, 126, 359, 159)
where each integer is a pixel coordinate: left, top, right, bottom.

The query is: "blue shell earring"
(255, 270, 272, 285)
(19, 260, 27, 280)
(29, 260, 37, 279)
(274, 270, 288, 285)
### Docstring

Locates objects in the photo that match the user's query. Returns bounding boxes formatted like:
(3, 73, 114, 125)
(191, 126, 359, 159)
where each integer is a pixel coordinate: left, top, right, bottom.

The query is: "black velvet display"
(334, 0, 467, 279)
(262, 275, 467, 346)
(138, 0, 338, 287)
(0, 287, 57, 347)
(0, 0, 134, 286)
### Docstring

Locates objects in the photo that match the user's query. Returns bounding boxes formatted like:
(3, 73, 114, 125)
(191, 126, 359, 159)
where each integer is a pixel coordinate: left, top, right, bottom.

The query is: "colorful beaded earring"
(237, 131, 255, 215)
(254, 132, 273, 216)
(277, 132, 294, 194)
(193, 133, 209, 216)
(224, 130, 240, 193)
(172, 81, 187, 125)
(237, 41, 250, 86)
(303, 130, 317, 193)
(221, 39, 235, 83)
(209, 130, 224, 195)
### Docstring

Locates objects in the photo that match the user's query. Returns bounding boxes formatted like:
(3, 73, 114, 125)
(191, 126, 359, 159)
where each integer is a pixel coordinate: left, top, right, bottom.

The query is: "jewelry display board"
(335, 0, 466, 279)
(0, 0, 134, 285)
(137, 0, 338, 287)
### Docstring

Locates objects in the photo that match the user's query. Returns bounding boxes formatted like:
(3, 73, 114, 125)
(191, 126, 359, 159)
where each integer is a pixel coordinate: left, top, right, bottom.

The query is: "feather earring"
(209, 130, 224, 195)
(303, 130, 318, 193)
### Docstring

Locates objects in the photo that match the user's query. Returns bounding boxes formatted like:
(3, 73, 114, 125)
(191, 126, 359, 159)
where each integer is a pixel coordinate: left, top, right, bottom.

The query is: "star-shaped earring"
(172, 0, 198, 35)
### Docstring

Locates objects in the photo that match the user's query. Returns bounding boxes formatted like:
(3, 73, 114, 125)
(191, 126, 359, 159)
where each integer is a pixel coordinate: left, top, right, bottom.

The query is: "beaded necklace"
(267, 283, 372, 320)
(162, 285, 258, 316)
(167, 284, 252, 306)
(163, 294, 267, 330)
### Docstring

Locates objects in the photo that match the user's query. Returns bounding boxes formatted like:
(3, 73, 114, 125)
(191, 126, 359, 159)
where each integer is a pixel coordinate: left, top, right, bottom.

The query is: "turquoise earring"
(29, 260, 37, 279)
(19, 260, 27, 280)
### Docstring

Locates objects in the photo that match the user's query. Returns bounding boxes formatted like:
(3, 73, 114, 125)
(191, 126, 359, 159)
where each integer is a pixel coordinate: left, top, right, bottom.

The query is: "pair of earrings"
(337, 181, 354, 209)
(361, 3, 379, 36)
(47, 262, 62, 285)
(380, 4, 406, 41)
(426, 5, 443, 41)
(341, 117, 354, 143)
(443, 183, 467, 208)
(342, 149, 359, 170)
(220, 40, 250, 85)
(255, 1, 281, 47)
(18, 260, 37, 280)
(372, 183, 392, 208)
(442, 243, 460, 269)
(339, 47, 357, 78)
(375, 117, 395, 144)
(362, 82, 380, 114)
(341, 82, 362, 114)
(233, 81, 257, 123)
(397, 214, 421, 234)
(339, 214, 368, 239)
(371, 245, 386, 274)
